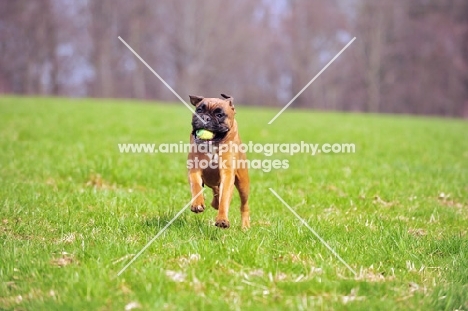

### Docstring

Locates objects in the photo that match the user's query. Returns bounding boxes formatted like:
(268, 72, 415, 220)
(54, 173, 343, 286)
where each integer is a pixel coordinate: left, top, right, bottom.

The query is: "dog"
(187, 94, 250, 229)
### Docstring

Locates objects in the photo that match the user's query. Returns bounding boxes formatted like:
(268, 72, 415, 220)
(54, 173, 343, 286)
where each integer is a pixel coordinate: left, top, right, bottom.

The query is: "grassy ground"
(0, 96, 467, 310)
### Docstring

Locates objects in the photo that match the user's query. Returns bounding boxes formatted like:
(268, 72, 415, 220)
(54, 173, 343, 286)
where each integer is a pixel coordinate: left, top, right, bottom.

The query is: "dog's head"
(189, 94, 236, 144)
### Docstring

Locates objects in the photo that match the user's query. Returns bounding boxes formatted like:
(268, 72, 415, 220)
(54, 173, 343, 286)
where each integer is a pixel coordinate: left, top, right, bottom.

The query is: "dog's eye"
(196, 104, 205, 113)
(216, 113, 224, 119)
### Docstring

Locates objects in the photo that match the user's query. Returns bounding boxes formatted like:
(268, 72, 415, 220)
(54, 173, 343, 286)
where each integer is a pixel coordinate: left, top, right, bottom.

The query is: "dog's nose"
(202, 115, 211, 122)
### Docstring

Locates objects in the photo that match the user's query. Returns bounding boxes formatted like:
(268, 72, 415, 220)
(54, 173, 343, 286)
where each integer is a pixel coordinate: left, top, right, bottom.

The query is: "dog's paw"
(215, 218, 230, 228)
(241, 218, 250, 230)
(190, 204, 205, 213)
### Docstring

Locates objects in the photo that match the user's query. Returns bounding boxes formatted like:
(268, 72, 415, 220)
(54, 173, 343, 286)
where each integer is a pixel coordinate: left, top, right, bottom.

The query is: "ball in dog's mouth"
(195, 129, 215, 140)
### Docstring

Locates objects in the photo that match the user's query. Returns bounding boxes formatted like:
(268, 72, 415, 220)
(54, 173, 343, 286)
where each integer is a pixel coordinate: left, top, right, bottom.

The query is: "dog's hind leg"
(211, 186, 219, 210)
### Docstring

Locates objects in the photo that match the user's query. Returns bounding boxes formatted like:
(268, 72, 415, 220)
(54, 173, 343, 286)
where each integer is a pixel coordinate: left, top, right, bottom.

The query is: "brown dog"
(187, 94, 250, 229)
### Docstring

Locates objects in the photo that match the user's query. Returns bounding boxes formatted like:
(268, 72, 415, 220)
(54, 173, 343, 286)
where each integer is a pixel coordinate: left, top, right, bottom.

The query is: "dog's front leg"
(188, 169, 205, 213)
(215, 169, 235, 228)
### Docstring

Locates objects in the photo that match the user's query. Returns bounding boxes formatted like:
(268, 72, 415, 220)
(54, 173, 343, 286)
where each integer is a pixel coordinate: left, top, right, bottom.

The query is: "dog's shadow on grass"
(143, 212, 190, 230)
(143, 212, 229, 241)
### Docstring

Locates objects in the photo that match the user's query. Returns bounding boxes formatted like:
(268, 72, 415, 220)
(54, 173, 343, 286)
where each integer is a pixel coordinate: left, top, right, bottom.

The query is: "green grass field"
(0, 96, 467, 310)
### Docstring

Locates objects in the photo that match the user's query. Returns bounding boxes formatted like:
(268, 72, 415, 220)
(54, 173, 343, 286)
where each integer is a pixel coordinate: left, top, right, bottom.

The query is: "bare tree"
(281, 0, 346, 109)
(88, 0, 117, 98)
(0, 0, 466, 117)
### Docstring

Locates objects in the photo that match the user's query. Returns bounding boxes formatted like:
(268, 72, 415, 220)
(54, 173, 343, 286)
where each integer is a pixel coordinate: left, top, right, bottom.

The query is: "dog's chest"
(200, 146, 221, 187)
(196, 144, 220, 164)
(206, 150, 219, 164)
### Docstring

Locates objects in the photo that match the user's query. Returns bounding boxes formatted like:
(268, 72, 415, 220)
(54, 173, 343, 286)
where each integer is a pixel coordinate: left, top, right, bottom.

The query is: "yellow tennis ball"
(196, 129, 214, 140)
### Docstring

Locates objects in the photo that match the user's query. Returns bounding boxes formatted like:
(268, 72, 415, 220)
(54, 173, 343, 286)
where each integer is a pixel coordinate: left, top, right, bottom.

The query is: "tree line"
(1, 0, 467, 117)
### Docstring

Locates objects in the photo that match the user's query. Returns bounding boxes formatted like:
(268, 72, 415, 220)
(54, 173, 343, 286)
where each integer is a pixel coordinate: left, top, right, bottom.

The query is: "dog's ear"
(221, 94, 234, 110)
(189, 95, 204, 106)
